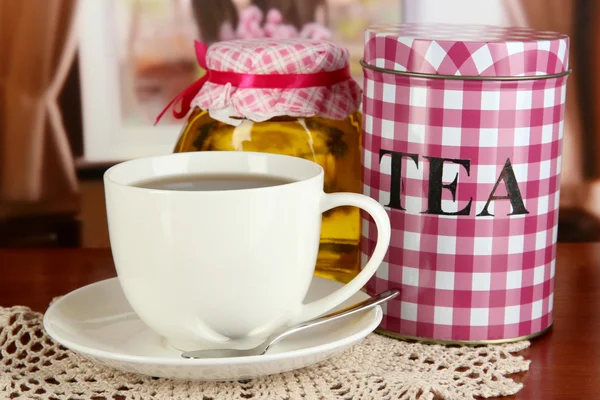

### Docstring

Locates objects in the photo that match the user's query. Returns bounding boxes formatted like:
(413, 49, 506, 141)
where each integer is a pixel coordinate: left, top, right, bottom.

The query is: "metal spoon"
(181, 289, 399, 359)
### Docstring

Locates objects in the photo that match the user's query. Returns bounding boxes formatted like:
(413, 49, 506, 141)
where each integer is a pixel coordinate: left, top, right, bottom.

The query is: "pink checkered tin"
(361, 23, 570, 343)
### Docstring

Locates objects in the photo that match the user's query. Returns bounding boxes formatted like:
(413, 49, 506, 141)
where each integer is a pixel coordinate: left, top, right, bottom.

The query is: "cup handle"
(290, 192, 391, 325)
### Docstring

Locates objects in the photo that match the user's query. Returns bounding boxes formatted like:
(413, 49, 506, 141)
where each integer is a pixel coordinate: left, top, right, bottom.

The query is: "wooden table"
(0, 244, 598, 399)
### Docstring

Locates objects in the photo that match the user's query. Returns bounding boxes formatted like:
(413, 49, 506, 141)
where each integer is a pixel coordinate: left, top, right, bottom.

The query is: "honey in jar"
(161, 39, 363, 283)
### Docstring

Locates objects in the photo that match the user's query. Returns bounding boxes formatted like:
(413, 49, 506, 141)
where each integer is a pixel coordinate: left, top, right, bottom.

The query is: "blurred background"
(0, 0, 596, 249)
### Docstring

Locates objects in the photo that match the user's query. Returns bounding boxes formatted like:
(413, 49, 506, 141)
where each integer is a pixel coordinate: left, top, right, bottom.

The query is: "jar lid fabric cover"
(363, 23, 570, 77)
(191, 39, 362, 125)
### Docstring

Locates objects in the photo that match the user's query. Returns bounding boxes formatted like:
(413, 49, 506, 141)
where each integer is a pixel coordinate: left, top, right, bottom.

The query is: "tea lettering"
(378, 150, 529, 217)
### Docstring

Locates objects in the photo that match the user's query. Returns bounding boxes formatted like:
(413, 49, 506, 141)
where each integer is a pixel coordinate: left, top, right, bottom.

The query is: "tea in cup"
(104, 151, 390, 351)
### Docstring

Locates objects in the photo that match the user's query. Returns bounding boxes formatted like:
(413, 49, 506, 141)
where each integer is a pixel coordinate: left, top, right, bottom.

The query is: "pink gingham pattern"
(364, 24, 569, 77)
(191, 39, 361, 123)
(361, 68, 568, 341)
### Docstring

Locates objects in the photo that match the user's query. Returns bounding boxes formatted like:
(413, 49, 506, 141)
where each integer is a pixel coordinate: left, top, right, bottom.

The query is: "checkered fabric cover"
(361, 24, 569, 341)
(364, 24, 569, 77)
(191, 39, 361, 123)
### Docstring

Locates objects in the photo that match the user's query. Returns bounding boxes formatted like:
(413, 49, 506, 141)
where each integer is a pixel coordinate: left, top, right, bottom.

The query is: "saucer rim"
(43, 277, 382, 367)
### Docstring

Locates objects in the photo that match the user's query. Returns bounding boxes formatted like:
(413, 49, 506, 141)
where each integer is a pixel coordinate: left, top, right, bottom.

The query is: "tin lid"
(363, 23, 569, 77)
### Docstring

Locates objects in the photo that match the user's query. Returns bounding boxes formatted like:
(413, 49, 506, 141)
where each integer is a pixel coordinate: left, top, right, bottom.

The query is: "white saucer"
(44, 277, 382, 381)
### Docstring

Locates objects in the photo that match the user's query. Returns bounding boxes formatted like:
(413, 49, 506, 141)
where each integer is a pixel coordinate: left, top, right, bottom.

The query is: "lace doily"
(0, 306, 530, 400)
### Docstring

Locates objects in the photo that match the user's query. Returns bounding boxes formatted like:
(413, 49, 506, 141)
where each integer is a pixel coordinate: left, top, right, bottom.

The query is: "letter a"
(477, 158, 529, 217)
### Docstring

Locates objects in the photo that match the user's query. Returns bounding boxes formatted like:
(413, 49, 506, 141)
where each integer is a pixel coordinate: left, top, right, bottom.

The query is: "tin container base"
(375, 324, 553, 345)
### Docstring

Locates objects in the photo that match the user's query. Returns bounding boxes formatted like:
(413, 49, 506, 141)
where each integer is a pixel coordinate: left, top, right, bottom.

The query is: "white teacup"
(104, 151, 390, 351)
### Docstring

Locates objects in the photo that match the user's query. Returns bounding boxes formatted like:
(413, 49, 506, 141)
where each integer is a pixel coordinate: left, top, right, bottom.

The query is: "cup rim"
(103, 151, 324, 193)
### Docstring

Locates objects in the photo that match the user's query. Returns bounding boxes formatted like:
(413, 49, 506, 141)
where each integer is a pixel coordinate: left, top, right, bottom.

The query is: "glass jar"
(156, 38, 364, 282)
(174, 108, 362, 283)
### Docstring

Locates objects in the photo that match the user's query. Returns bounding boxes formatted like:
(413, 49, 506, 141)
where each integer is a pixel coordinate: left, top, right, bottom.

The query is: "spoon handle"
(263, 289, 400, 353)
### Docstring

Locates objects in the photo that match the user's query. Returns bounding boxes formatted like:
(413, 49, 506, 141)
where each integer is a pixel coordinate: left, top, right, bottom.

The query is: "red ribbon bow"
(155, 41, 352, 125)
(154, 41, 210, 125)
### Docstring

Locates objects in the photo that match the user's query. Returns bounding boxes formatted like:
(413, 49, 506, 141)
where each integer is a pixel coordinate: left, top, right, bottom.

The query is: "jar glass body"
(174, 108, 362, 283)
